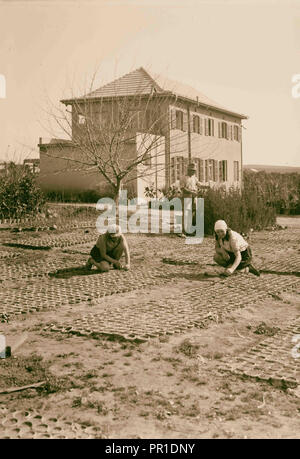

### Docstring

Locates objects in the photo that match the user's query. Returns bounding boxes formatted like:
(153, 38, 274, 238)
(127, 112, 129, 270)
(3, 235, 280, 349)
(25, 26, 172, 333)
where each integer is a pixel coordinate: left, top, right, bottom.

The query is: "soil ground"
(0, 215, 299, 439)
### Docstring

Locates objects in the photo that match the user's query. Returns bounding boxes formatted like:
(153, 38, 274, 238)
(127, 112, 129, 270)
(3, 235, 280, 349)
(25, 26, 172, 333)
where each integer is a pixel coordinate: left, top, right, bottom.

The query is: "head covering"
(214, 220, 227, 232)
(107, 224, 122, 237)
(188, 162, 196, 172)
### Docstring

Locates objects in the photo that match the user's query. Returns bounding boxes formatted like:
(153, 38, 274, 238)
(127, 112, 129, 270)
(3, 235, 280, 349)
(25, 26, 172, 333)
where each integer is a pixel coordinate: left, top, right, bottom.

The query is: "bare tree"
(42, 74, 175, 205)
(41, 69, 238, 204)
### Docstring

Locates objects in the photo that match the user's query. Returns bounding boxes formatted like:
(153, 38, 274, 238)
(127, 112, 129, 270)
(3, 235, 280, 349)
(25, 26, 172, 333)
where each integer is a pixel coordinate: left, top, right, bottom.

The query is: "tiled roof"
(83, 67, 161, 99)
(146, 69, 229, 112)
(66, 67, 246, 118)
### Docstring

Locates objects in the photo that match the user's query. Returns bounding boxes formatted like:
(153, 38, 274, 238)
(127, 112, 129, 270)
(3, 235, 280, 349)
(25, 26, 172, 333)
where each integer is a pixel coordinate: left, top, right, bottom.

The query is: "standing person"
(178, 162, 201, 235)
(85, 224, 130, 272)
(179, 162, 201, 199)
(213, 220, 260, 276)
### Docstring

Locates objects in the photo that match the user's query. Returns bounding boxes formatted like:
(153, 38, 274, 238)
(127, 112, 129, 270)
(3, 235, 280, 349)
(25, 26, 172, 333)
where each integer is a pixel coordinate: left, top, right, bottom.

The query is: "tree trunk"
(114, 179, 122, 222)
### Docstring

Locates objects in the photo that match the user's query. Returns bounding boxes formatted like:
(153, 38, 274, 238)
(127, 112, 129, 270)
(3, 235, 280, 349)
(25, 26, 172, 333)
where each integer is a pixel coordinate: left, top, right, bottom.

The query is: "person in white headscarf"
(213, 220, 260, 276)
(85, 224, 130, 272)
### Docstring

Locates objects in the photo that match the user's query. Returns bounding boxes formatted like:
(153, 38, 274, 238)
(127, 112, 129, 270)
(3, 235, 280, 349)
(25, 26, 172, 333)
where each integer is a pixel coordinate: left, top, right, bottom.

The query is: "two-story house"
(39, 67, 247, 199)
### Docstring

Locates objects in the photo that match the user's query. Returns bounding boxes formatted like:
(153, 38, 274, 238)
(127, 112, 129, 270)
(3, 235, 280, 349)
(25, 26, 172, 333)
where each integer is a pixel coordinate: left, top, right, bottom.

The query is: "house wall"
(136, 133, 166, 200)
(39, 141, 138, 197)
(71, 97, 170, 141)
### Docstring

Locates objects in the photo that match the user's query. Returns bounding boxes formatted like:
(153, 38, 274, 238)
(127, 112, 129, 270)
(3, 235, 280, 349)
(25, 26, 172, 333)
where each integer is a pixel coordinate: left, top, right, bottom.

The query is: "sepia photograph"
(0, 0, 299, 442)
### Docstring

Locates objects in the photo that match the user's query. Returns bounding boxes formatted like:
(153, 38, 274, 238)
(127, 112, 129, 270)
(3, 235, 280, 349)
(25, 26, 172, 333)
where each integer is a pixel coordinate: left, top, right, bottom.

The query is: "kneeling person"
(86, 224, 130, 272)
(213, 220, 260, 276)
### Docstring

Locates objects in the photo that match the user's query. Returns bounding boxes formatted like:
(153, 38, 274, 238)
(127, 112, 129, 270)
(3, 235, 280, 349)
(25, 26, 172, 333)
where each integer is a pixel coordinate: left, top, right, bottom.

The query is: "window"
(171, 156, 185, 183)
(221, 122, 227, 139)
(219, 160, 228, 181)
(234, 161, 240, 181)
(171, 156, 188, 182)
(218, 122, 229, 139)
(205, 159, 215, 181)
(176, 110, 184, 130)
(78, 114, 86, 125)
(204, 118, 214, 136)
(193, 115, 200, 134)
(233, 125, 240, 142)
(193, 158, 205, 182)
(145, 109, 161, 131)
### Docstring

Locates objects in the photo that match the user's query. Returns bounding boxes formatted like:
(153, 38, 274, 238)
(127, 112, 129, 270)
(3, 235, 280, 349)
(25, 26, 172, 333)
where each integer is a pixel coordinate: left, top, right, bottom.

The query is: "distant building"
(39, 67, 247, 198)
(0, 162, 7, 175)
(23, 158, 40, 174)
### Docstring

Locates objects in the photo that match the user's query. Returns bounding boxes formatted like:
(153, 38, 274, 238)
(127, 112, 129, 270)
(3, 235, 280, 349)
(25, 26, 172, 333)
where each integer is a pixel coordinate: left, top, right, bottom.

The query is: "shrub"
(243, 170, 300, 215)
(201, 186, 276, 235)
(161, 179, 276, 235)
(0, 163, 45, 219)
(44, 189, 106, 203)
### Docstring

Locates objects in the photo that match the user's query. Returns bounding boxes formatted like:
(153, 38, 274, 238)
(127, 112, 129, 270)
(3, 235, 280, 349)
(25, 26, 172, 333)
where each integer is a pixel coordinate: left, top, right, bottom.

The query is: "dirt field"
(0, 216, 299, 439)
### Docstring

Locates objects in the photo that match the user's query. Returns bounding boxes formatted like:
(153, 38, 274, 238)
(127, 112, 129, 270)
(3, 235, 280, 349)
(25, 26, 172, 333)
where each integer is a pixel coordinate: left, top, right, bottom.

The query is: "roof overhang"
(61, 91, 248, 120)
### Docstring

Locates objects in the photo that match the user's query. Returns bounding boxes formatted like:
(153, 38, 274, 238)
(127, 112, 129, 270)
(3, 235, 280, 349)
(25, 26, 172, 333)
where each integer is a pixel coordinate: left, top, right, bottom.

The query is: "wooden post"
(187, 105, 191, 163)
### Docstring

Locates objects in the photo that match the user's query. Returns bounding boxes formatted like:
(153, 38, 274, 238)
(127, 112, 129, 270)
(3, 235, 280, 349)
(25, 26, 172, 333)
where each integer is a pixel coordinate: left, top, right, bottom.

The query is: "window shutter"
(199, 159, 204, 182)
(234, 161, 240, 181)
(211, 119, 215, 136)
(238, 126, 242, 142)
(219, 161, 223, 181)
(135, 111, 140, 130)
(218, 122, 221, 138)
(170, 108, 176, 129)
(223, 122, 227, 139)
(205, 160, 208, 182)
(204, 118, 208, 136)
(184, 157, 188, 175)
(170, 157, 175, 183)
(195, 158, 199, 179)
(183, 111, 188, 132)
(199, 117, 203, 135)
(224, 160, 228, 181)
(213, 160, 218, 182)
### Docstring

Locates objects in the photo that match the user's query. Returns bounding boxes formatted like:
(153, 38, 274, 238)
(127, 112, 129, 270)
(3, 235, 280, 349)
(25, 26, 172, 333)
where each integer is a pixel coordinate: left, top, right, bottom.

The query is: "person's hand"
(224, 267, 234, 276)
(222, 251, 230, 261)
(113, 261, 122, 270)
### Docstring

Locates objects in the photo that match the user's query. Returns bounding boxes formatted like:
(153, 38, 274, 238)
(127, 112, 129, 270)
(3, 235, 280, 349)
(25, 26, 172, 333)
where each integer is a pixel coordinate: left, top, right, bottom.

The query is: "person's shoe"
(249, 264, 260, 277)
(85, 258, 93, 270)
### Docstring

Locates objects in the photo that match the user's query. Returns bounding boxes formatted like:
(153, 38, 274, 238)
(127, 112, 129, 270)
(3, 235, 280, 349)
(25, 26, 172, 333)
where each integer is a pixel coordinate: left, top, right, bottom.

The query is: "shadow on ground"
(260, 269, 300, 277)
(48, 267, 104, 279)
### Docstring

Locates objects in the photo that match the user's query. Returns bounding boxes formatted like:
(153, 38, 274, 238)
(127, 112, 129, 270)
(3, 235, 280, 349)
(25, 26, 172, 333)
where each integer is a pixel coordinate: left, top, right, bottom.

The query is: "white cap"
(214, 220, 228, 232)
(107, 224, 122, 237)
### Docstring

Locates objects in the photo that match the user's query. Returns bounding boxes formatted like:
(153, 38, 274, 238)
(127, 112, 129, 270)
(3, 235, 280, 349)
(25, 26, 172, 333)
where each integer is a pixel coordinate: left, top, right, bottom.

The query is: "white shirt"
(179, 175, 199, 193)
(220, 230, 248, 253)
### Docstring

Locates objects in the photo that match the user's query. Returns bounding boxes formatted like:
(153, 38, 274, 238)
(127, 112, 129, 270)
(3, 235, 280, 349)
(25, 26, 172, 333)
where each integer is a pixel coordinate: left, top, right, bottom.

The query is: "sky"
(0, 0, 300, 166)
